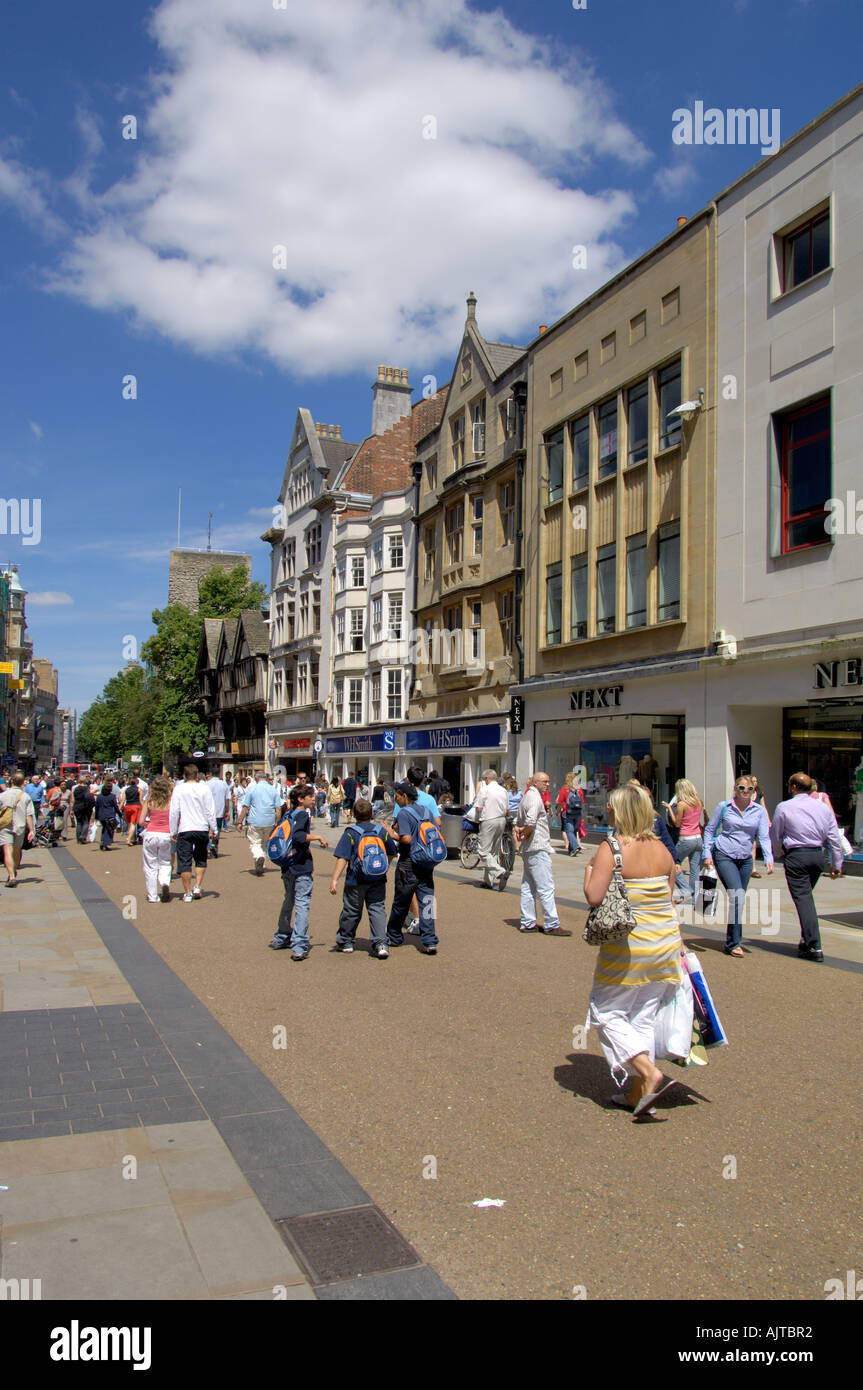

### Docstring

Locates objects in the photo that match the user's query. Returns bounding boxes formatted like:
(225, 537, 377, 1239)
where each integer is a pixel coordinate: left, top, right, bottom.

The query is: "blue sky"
(1, 0, 859, 716)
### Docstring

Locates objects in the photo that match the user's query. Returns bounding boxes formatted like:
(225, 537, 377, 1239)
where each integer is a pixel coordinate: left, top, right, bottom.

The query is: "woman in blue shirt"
(702, 775, 773, 956)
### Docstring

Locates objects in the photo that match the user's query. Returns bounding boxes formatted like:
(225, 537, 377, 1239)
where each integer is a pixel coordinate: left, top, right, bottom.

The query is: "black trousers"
(75, 813, 90, 843)
(783, 848, 825, 950)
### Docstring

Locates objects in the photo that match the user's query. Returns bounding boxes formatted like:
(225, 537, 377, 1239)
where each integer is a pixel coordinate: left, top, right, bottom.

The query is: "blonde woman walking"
(585, 784, 683, 1117)
(140, 775, 174, 903)
(662, 778, 705, 901)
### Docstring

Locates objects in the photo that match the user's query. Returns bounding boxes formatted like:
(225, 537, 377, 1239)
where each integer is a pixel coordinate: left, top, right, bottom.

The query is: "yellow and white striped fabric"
(592, 877, 682, 989)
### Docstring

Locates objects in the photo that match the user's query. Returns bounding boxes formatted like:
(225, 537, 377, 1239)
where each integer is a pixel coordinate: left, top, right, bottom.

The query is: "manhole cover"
(276, 1206, 422, 1286)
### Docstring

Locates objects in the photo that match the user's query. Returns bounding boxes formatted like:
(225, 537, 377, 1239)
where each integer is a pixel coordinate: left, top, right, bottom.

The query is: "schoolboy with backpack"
(386, 781, 446, 955)
(268, 785, 329, 960)
(329, 798, 399, 958)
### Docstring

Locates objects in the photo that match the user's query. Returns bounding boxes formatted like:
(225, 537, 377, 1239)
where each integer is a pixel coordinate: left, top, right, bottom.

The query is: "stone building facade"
(168, 550, 251, 611)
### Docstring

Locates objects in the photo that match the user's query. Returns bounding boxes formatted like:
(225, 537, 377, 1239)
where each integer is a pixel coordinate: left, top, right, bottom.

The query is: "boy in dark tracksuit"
(330, 799, 398, 958)
(269, 787, 328, 960)
(386, 782, 440, 955)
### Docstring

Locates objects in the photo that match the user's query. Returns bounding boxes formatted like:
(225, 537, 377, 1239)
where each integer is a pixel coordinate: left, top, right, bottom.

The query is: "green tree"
(140, 564, 267, 767)
(77, 664, 156, 764)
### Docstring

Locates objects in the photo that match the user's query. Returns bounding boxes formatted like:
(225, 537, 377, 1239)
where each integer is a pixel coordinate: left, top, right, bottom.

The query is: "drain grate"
(275, 1206, 422, 1286)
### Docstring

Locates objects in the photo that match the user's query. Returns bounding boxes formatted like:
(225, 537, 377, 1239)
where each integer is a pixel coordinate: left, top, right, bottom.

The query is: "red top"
(145, 807, 171, 834)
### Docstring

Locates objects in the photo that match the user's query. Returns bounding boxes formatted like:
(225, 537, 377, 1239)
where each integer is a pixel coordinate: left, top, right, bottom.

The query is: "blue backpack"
(267, 808, 299, 864)
(402, 805, 447, 866)
(351, 825, 390, 879)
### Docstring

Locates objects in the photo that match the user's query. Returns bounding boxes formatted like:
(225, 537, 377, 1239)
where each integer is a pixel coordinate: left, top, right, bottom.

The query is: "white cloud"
(0, 156, 65, 237)
(27, 591, 74, 606)
(28, 420, 43, 440)
(37, 0, 649, 374)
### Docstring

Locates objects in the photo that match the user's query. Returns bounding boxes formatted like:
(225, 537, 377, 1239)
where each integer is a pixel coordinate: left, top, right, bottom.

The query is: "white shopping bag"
(87, 821, 98, 843)
(654, 970, 694, 1061)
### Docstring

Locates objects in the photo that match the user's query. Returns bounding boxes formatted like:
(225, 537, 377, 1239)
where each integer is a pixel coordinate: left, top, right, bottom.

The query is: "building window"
(471, 397, 486, 458)
(372, 539, 383, 574)
(350, 608, 365, 652)
(348, 678, 363, 725)
(500, 397, 516, 440)
(388, 533, 404, 569)
(657, 522, 681, 620)
(446, 502, 464, 565)
(312, 590, 321, 634)
(372, 596, 382, 641)
(451, 414, 465, 472)
(387, 670, 402, 720)
(285, 666, 294, 706)
(596, 543, 616, 633)
(546, 563, 562, 645)
(461, 353, 472, 387)
(286, 602, 295, 642)
(336, 612, 345, 653)
(424, 526, 436, 580)
(334, 678, 344, 724)
(658, 360, 682, 451)
(499, 589, 514, 655)
(351, 555, 365, 588)
(777, 396, 831, 552)
(285, 540, 296, 578)
(299, 591, 309, 633)
(371, 671, 381, 722)
(305, 523, 322, 568)
(570, 559, 587, 640)
(627, 380, 649, 466)
(426, 455, 438, 491)
(388, 595, 403, 642)
(626, 532, 647, 628)
(469, 600, 483, 663)
(571, 414, 589, 491)
(471, 496, 483, 555)
(545, 427, 564, 503)
(500, 480, 515, 545)
(444, 604, 462, 634)
(598, 398, 617, 479)
(310, 660, 319, 703)
(297, 664, 308, 705)
(336, 562, 345, 592)
(272, 666, 284, 707)
(782, 209, 830, 293)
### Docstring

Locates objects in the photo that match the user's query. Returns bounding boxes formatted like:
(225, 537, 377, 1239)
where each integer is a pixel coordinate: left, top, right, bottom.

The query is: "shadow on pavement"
(554, 1052, 711, 1112)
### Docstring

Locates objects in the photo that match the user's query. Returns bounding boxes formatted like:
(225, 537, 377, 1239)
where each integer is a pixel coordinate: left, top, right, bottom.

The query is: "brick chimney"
(371, 365, 412, 437)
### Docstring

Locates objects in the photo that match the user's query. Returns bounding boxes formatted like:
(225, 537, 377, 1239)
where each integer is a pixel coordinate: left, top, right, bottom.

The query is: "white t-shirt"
(0, 787, 31, 834)
(207, 778, 230, 817)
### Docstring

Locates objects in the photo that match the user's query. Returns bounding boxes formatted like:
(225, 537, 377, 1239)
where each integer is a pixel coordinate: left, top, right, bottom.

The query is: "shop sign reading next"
(814, 659, 862, 689)
(570, 685, 624, 711)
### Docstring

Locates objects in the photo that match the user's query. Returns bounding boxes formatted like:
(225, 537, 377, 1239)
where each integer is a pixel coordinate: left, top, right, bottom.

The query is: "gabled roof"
(216, 619, 238, 667)
(483, 339, 526, 377)
(277, 408, 358, 504)
(200, 618, 223, 669)
(235, 608, 269, 659)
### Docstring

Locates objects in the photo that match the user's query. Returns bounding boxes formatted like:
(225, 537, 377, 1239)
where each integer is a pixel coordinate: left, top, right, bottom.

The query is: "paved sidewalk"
(0, 846, 455, 1301)
(48, 821, 862, 1302)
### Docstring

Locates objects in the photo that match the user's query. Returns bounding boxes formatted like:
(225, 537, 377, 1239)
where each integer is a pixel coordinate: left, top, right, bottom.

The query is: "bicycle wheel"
(460, 833, 480, 870)
(500, 832, 515, 872)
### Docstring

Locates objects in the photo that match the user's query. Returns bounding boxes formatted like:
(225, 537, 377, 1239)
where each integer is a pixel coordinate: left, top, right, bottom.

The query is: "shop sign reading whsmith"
(406, 723, 503, 752)
(326, 733, 388, 755)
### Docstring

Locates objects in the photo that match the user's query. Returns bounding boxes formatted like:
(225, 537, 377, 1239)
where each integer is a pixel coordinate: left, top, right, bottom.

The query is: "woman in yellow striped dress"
(585, 784, 684, 1117)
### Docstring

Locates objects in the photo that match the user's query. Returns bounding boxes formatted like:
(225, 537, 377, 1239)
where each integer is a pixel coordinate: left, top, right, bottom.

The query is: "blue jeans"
(330, 806, 341, 827)
(675, 835, 703, 898)
(713, 851, 752, 948)
(275, 872, 313, 952)
(338, 881, 387, 946)
(387, 860, 437, 948)
(520, 851, 560, 930)
(562, 815, 580, 854)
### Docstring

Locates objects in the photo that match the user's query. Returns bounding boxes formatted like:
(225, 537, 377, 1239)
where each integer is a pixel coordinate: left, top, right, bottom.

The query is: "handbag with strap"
(0, 790, 25, 832)
(582, 834, 637, 945)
